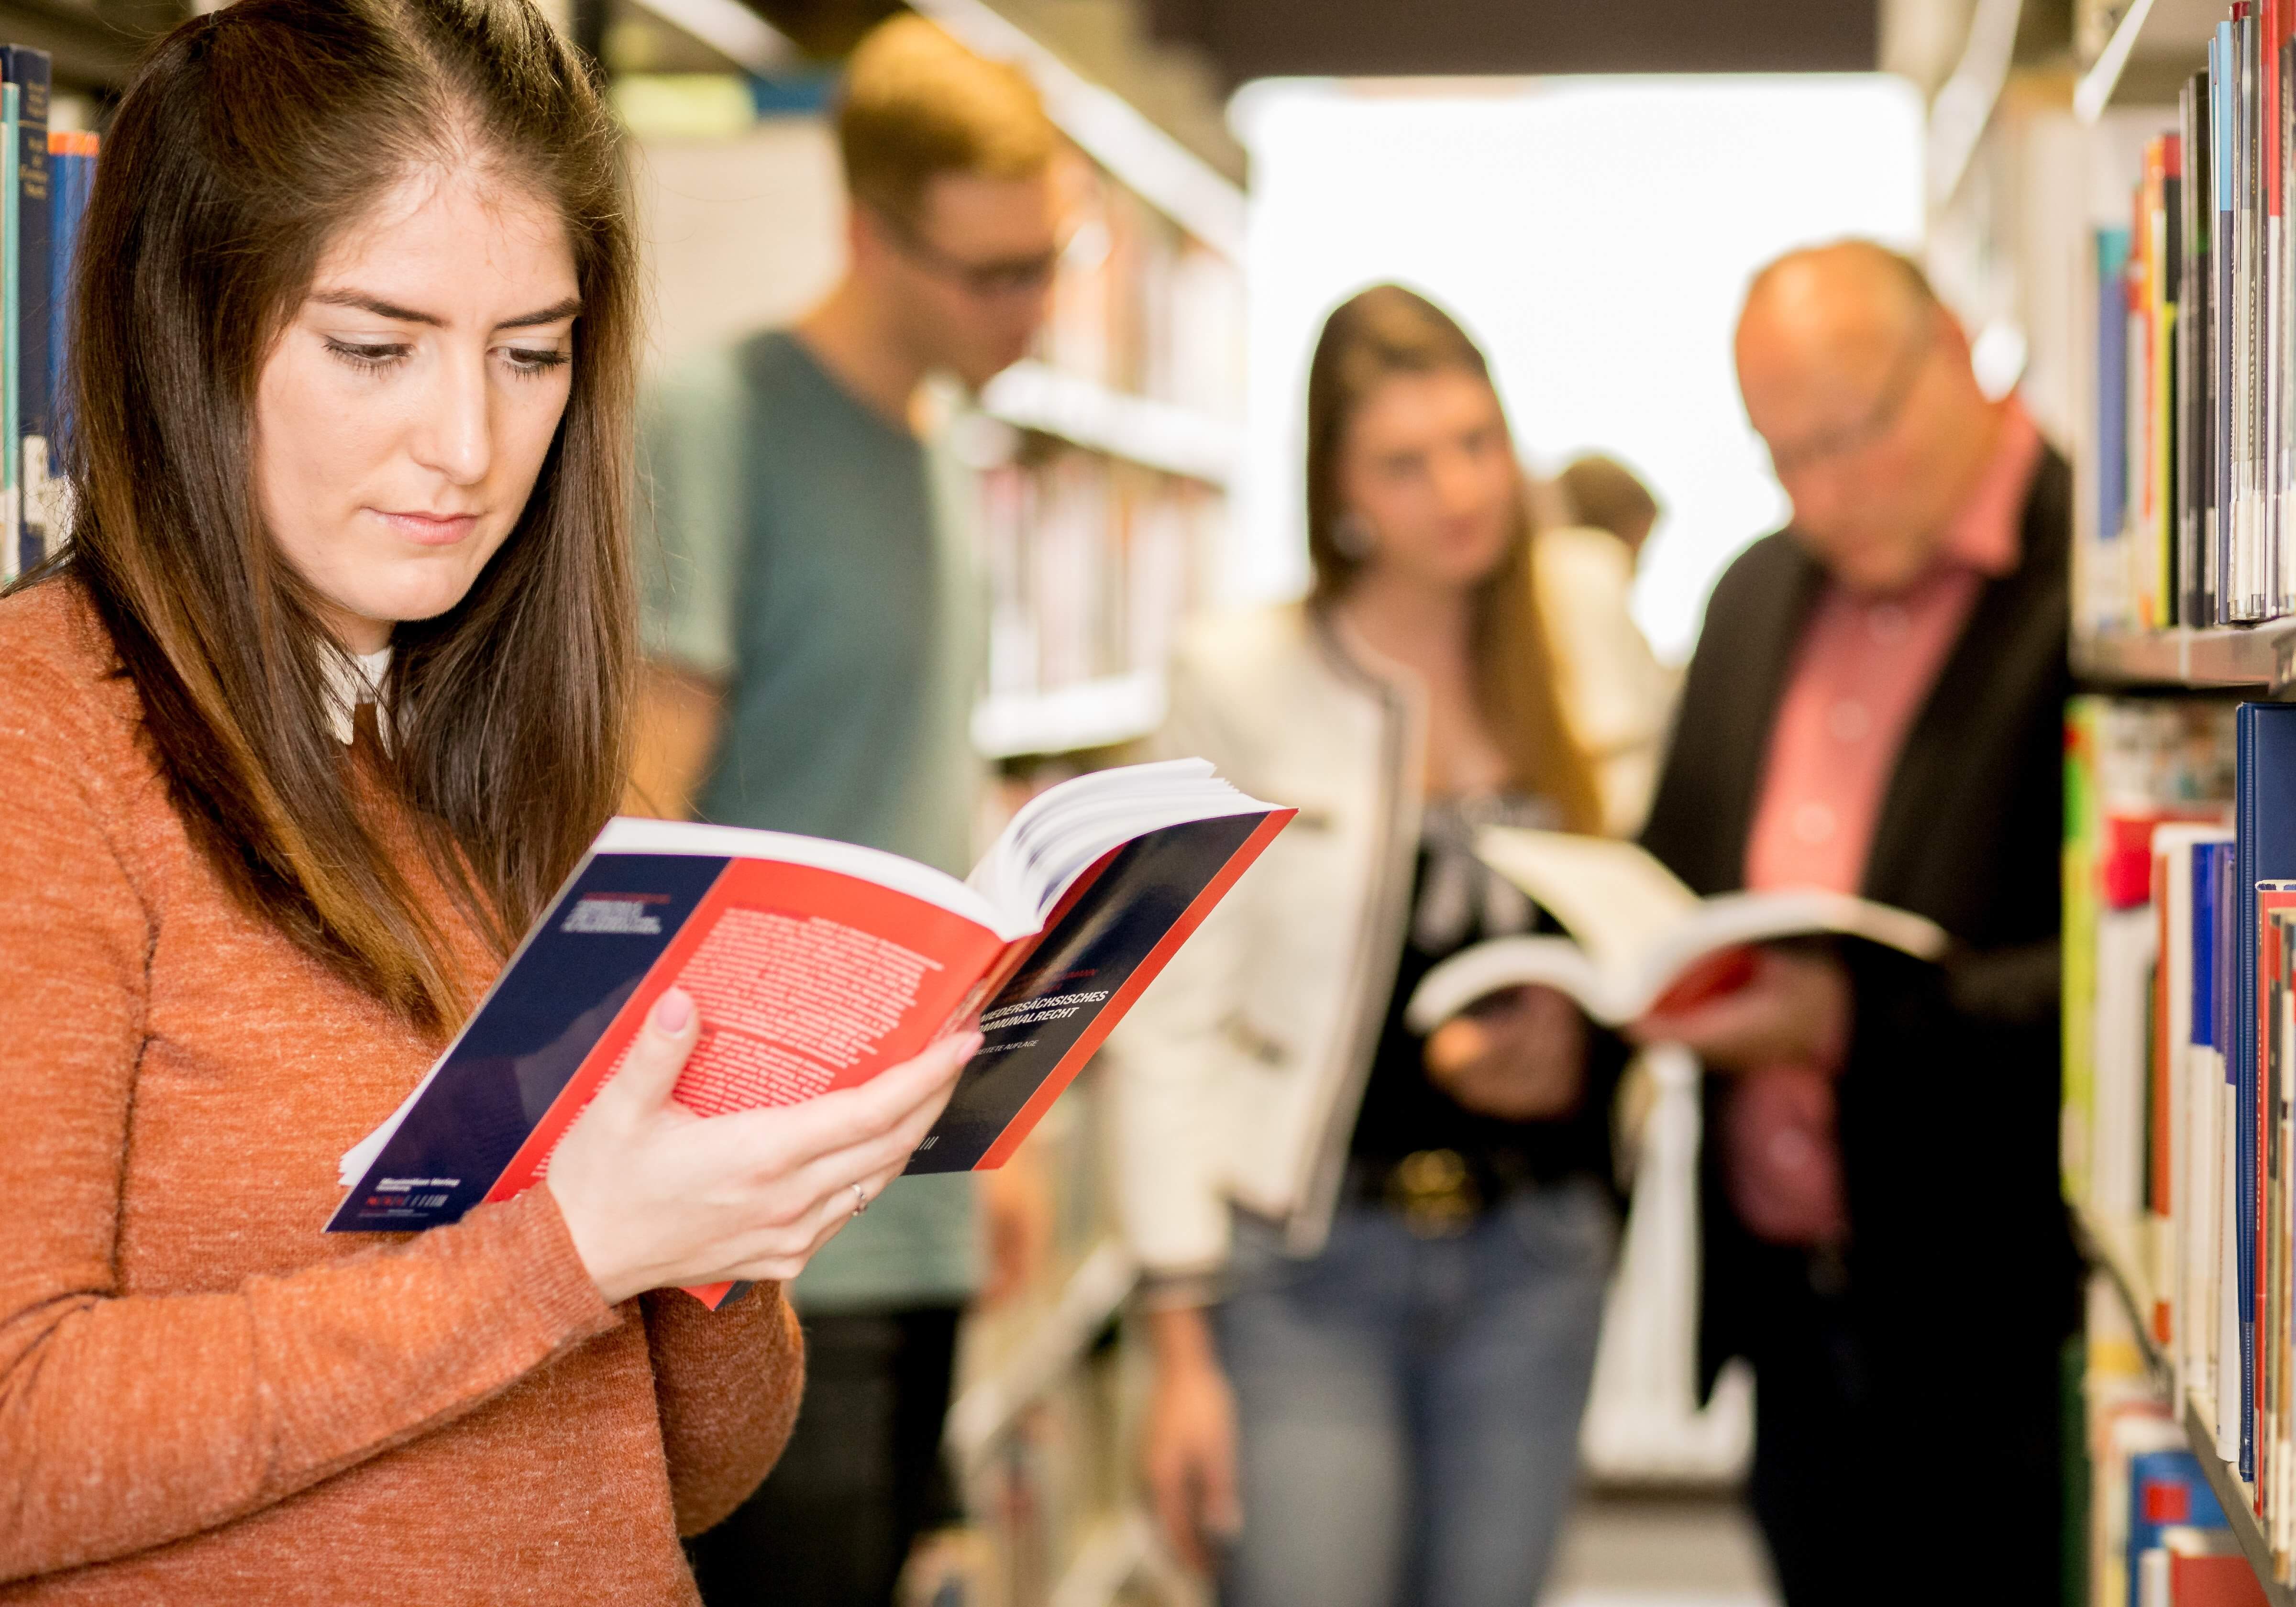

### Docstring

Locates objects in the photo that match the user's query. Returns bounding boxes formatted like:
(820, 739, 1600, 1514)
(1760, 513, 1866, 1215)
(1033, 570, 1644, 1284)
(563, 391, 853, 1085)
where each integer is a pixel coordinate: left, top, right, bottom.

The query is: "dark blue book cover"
(2195, 839, 2224, 1054)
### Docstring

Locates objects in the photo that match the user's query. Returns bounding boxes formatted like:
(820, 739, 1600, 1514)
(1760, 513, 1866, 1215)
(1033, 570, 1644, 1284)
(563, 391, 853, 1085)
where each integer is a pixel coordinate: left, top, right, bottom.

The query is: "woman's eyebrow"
(307, 291, 582, 330)
(497, 297, 583, 330)
(312, 289, 442, 326)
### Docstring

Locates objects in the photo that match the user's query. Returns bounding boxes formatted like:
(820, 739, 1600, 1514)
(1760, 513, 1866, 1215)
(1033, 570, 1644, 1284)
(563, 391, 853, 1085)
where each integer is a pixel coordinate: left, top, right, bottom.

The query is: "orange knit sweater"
(0, 581, 804, 1602)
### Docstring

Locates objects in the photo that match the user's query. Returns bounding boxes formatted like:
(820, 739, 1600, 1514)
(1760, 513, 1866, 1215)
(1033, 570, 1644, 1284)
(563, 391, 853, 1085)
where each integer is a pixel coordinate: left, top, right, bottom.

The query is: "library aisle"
(1541, 1493, 1779, 1607)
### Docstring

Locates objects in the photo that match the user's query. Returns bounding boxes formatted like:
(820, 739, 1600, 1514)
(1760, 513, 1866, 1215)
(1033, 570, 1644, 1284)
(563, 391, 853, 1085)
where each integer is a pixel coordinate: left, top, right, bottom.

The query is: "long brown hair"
(1304, 284, 1601, 834)
(54, 0, 638, 1032)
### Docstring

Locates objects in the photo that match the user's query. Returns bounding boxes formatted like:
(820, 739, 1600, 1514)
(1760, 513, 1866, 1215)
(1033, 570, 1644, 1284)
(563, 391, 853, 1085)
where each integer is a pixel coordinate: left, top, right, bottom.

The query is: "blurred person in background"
(1541, 454, 1674, 835)
(629, 17, 1060, 1605)
(1634, 240, 2077, 1604)
(1113, 284, 1642, 1607)
(1557, 453, 1660, 562)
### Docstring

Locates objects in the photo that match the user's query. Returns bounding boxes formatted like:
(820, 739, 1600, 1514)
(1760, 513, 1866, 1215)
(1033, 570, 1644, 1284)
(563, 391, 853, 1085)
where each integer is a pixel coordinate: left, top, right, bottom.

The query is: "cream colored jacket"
(1107, 535, 1665, 1290)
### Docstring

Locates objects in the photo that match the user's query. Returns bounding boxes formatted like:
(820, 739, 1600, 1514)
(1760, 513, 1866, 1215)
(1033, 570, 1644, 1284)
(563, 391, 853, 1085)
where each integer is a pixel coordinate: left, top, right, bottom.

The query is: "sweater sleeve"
(640, 1283, 806, 1535)
(0, 685, 621, 1584)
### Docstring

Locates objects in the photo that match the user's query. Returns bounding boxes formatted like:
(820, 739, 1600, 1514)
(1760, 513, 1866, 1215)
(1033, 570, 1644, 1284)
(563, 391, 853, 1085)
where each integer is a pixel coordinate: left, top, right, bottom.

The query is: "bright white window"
(1232, 76, 1925, 662)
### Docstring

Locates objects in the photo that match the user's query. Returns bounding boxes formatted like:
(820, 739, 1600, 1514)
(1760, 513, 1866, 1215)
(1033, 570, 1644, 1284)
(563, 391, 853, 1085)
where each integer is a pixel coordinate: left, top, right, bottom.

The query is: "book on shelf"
(331, 759, 1293, 1308)
(46, 128, 96, 478)
(3, 46, 45, 578)
(1401, 827, 1945, 1032)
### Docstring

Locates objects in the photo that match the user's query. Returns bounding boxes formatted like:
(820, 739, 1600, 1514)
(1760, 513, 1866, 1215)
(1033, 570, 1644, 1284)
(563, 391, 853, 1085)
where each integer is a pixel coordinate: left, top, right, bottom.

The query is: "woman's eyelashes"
(322, 335, 411, 371)
(501, 343, 571, 375)
(317, 333, 572, 377)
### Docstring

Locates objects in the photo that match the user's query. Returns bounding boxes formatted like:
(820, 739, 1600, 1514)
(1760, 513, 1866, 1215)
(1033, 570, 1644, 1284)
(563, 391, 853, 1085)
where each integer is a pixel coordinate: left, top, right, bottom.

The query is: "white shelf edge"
(904, 0, 1247, 260)
(972, 671, 1168, 759)
(946, 1237, 1139, 1465)
(2072, 622, 2296, 690)
(980, 360, 1238, 486)
(2076, 0, 2161, 123)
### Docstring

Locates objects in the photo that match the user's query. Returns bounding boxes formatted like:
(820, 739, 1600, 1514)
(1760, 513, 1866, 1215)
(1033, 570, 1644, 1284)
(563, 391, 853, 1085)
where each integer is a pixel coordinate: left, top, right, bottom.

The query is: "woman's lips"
(374, 509, 480, 546)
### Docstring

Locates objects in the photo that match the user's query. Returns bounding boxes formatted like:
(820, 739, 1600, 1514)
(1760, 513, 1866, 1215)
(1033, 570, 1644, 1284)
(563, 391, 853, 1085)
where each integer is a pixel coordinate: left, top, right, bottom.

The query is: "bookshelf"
(2043, 2, 2296, 1596)
(978, 360, 1237, 487)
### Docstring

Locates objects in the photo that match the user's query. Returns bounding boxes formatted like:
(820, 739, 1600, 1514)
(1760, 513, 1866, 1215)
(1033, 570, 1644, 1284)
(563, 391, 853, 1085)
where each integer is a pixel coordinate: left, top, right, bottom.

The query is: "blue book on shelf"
(2234, 704, 2296, 1480)
(2197, 839, 2226, 1057)
(49, 140, 87, 472)
(2097, 226, 2131, 555)
(4, 47, 50, 573)
(2127, 1448, 2232, 1607)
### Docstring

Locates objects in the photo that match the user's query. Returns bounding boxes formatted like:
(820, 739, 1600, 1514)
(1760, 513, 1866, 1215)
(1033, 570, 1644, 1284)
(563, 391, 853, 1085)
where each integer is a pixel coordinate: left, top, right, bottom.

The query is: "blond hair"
(838, 15, 1056, 226)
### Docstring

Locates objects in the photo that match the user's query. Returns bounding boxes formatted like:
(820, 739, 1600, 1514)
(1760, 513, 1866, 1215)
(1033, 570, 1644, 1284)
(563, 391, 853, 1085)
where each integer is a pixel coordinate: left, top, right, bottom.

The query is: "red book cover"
(328, 760, 1293, 1307)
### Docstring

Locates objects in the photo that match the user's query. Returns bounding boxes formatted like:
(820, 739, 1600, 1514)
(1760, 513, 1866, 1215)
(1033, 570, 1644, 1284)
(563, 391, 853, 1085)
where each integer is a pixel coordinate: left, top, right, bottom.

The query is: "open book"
(1403, 827, 1947, 1032)
(332, 759, 1292, 1304)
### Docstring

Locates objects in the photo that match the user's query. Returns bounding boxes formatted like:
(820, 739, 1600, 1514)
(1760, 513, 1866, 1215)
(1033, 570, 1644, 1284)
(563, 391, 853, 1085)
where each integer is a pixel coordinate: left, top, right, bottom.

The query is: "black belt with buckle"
(1348, 1148, 1535, 1238)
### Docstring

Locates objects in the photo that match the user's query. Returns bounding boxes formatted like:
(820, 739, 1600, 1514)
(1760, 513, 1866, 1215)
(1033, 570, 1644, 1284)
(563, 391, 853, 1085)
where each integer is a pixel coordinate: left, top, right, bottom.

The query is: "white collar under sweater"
(323, 645, 393, 750)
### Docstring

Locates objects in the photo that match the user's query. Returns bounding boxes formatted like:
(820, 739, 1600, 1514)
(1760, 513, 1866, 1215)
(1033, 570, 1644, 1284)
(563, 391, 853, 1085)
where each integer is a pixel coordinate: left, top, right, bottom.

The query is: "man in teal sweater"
(633, 17, 1061, 1604)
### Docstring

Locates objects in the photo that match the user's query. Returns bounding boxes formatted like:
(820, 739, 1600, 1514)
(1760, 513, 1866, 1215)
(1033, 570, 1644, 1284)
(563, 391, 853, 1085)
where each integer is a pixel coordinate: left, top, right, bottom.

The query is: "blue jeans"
(1214, 1180, 1615, 1607)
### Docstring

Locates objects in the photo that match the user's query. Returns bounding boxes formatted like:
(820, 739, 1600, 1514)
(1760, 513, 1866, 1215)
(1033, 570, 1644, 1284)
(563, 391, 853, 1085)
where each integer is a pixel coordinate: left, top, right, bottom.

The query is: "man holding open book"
(1634, 241, 2081, 1605)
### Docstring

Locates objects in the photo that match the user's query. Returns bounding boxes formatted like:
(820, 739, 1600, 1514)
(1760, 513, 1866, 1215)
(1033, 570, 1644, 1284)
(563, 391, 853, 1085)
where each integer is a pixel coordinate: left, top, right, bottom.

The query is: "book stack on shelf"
(2057, 693, 2296, 1599)
(2065, 697, 2234, 1369)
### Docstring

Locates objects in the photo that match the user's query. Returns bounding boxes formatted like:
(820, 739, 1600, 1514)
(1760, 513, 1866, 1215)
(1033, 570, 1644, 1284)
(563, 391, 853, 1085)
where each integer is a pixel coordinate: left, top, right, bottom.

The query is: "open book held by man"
(1406, 826, 1947, 1036)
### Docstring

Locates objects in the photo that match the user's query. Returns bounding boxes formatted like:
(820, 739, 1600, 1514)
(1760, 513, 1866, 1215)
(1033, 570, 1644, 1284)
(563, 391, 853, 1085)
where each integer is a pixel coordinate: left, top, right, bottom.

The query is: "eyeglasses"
(1762, 321, 1937, 479)
(874, 208, 1060, 300)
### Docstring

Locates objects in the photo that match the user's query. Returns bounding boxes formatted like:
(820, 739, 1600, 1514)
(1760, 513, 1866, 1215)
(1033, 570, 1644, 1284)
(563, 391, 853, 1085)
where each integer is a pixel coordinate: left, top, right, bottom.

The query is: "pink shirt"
(1721, 399, 2041, 1248)
(1744, 399, 2042, 897)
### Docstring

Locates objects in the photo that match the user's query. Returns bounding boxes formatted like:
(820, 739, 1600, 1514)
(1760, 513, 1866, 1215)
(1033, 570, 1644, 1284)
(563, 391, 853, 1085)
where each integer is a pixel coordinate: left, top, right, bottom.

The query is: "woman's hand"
(548, 988, 976, 1306)
(1142, 1304, 1243, 1574)
(1422, 984, 1589, 1120)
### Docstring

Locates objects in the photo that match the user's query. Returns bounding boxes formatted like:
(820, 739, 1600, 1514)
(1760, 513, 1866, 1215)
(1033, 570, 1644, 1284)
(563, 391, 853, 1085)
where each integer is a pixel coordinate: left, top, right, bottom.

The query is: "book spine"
(2102, 225, 2133, 598)
(2196, 69, 2220, 624)
(2220, 23, 2240, 623)
(6, 48, 49, 575)
(4, 81, 23, 585)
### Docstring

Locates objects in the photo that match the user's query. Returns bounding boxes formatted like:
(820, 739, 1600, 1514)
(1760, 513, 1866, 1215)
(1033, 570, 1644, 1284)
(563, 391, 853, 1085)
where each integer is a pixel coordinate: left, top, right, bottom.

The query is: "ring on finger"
(850, 1181, 869, 1217)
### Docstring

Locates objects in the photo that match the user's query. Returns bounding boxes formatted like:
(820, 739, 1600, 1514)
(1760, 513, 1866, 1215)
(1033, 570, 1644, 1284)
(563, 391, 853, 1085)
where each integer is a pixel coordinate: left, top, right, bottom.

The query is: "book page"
(1473, 827, 1702, 979)
(670, 906, 949, 1115)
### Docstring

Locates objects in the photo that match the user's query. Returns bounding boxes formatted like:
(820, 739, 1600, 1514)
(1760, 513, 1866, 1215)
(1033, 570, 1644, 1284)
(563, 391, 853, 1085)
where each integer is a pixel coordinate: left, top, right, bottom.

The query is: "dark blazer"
(1641, 447, 2083, 1395)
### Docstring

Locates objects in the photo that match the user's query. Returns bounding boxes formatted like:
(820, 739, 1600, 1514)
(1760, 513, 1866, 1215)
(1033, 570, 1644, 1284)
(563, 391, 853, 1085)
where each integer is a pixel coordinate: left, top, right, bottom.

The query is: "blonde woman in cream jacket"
(1109, 286, 1635, 1607)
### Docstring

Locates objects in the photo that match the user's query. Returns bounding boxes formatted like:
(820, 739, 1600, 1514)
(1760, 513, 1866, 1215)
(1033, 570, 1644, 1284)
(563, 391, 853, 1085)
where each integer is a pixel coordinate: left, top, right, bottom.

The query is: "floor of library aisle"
(1538, 1488, 1779, 1607)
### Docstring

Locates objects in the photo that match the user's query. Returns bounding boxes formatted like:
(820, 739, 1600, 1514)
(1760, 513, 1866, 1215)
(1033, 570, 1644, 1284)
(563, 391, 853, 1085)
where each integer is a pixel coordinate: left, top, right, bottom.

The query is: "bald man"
(1634, 242, 2078, 1604)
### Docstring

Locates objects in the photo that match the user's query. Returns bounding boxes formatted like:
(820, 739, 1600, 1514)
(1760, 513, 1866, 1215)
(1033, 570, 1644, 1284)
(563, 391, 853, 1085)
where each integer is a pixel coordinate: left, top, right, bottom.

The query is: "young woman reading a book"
(0, 0, 971, 1598)
(1112, 285, 1632, 1605)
